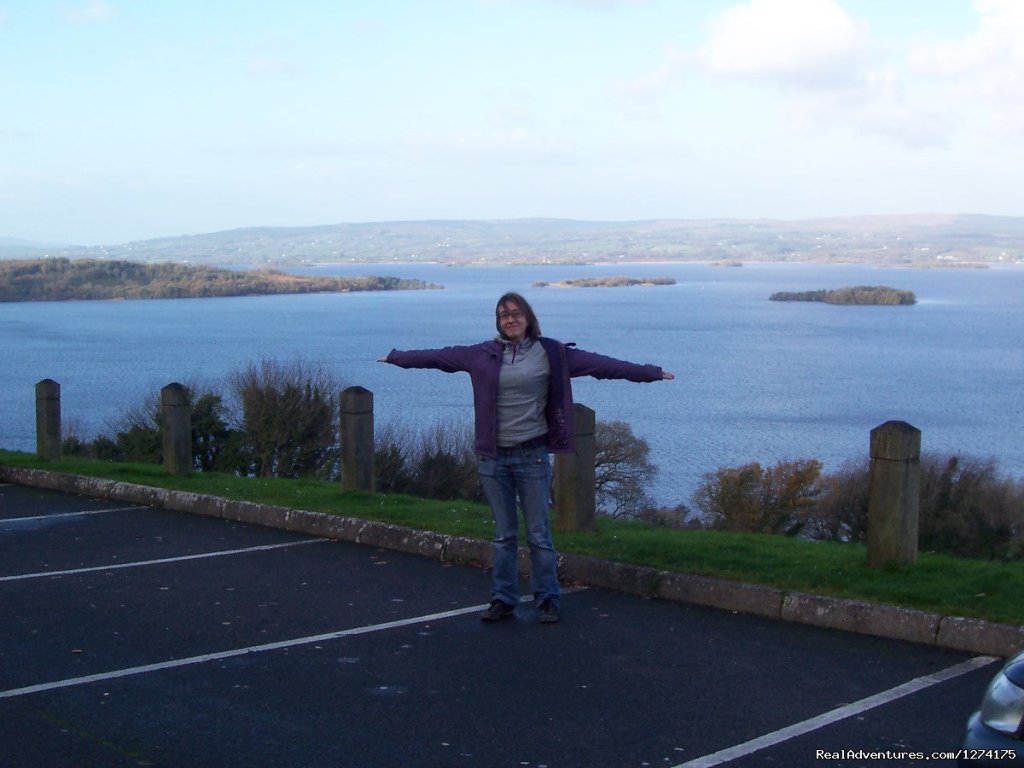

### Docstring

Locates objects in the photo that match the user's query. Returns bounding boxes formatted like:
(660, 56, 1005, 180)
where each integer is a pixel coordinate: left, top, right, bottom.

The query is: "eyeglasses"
(497, 310, 524, 321)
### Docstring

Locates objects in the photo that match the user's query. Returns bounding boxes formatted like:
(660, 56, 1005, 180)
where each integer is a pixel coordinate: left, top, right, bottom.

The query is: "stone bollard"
(867, 420, 921, 567)
(341, 386, 375, 492)
(161, 383, 192, 476)
(553, 403, 596, 532)
(35, 379, 62, 461)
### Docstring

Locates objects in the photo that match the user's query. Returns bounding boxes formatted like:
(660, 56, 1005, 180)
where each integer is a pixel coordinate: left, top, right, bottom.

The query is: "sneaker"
(537, 599, 560, 624)
(480, 600, 516, 622)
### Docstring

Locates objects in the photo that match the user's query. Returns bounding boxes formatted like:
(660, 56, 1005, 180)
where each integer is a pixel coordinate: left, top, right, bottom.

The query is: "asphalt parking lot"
(0, 482, 1004, 767)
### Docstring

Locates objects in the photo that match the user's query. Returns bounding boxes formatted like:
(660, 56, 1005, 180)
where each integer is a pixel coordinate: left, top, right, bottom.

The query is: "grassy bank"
(3, 449, 1023, 627)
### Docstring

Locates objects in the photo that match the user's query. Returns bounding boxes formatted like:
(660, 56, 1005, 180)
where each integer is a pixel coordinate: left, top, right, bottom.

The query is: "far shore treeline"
(532, 275, 676, 288)
(0, 258, 440, 302)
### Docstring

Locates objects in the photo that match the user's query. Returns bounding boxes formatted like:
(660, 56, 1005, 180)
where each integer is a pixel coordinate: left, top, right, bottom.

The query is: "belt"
(498, 434, 548, 451)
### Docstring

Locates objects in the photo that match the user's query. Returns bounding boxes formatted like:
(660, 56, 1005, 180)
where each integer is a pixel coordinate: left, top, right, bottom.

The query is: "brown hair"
(495, 292, 541, 340)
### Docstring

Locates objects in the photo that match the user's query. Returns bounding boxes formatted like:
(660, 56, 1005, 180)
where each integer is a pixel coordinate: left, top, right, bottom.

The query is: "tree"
(594, 420, 658, 519)
(116, 423, 162, 463)
(96, 385, 234, 470)
(191, 391, 232, 472)
(113, 395, 162, 463)
(694, 458, 823, 534)
(693, 463, 763, 532)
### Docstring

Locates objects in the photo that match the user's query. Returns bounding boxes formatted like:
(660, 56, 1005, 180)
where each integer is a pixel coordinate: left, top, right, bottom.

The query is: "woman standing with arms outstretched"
(379, 292, 674, 623)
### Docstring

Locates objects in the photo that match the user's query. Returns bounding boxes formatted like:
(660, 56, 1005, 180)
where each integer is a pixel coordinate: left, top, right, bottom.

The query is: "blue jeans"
(477, 445, 560, 608)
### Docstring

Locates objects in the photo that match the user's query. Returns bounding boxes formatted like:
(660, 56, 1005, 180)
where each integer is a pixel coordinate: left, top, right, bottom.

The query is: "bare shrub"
(61, 417, 95, 458)
(229, 359, 341, 479)
(918, 454, 1024, 560)
(809, 453, 1024, 559)
(375, 420, 481, 501)
(374, 422, 414, 494)
(806, 459, 870, 542)
(377, 419, 660, 511)
(638, 504, 701, 529)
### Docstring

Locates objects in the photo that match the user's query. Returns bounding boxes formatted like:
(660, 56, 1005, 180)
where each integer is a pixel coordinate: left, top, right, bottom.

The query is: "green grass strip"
(3, 450, 1022, 626)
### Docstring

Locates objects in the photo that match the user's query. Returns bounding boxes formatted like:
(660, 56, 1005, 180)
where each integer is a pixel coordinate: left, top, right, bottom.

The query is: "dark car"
(960, 649, 1024, 765)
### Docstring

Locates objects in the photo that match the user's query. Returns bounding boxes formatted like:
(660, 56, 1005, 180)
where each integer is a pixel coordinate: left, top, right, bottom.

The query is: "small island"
(769, 285, 916, 305)
(0, 258, 440, 302)
(532, 275, 676, 288)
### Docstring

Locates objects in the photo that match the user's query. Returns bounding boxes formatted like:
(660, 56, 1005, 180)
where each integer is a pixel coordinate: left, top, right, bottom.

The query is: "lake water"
(1, 261, 1021, 506)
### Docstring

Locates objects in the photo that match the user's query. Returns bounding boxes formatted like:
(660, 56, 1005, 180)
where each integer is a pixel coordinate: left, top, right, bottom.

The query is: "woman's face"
(497, 301, 527, 343)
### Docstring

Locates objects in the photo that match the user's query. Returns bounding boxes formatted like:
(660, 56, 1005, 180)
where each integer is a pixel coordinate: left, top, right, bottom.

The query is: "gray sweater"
(496, 338, 550, 446)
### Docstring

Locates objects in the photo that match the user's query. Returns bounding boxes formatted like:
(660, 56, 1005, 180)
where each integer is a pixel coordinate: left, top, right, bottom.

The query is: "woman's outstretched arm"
(564, 345, 674, 383)
(376, 344, 483, 374)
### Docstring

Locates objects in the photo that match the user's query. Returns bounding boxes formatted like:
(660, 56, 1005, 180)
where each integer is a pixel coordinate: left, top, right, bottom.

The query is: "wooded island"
(769, 285, 917, 305)
(0, 258, 439, 302)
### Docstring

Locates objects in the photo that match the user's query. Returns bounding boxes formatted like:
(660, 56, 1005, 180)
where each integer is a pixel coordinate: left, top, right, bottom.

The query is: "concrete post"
(867, 420, 921, 567)
(554, 403, 596, 532)
(341, 386, 375, 492)
(161, 383, 192, 476)
(35, 379, 62, 461)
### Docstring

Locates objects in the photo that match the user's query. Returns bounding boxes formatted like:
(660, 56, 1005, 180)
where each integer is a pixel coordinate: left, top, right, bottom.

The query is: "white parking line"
(0, 601, 492, 700)
(1, 506, 149, 524)
(672, 654, 1000, 767)
(0, 539, 327, 582)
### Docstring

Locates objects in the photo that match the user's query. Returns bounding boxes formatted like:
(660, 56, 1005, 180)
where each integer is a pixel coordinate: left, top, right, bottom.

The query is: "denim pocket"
(477, 456, 496, 477)
(520, 447, 552, 478)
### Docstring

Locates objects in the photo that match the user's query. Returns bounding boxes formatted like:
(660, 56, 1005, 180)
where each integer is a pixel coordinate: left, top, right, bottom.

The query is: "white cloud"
(678, 0, 1024, 152)
(785, 68, 957, 148)
(482, 0, 649, 7)
(609, 0, 876, 127)
(698, 0, 869, 86)
(409, 125, 578, 168)
(247, 56, 301, 79)
(59, 1, 118, 24)
(909, 0, 1024, 77)
(906, 0, 1024, 140)
(610, 44, 687, 108)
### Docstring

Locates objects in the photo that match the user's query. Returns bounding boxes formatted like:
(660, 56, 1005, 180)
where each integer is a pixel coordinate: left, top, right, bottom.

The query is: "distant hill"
(2, 214, 1023, 267)
(0, 236, 68, 253)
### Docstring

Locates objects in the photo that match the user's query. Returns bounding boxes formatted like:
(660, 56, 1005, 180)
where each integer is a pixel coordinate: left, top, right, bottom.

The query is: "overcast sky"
(2, 0, 1021, 245)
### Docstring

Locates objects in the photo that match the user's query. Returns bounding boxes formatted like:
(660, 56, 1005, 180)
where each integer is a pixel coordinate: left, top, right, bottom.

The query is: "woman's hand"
(661, 370, 675, 380)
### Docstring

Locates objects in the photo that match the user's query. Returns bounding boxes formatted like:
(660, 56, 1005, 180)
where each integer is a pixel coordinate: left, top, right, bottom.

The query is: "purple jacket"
(385, 337, 665, 457)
